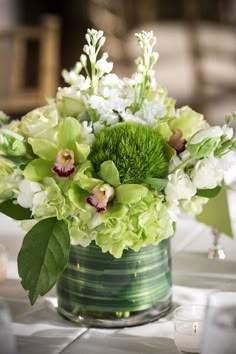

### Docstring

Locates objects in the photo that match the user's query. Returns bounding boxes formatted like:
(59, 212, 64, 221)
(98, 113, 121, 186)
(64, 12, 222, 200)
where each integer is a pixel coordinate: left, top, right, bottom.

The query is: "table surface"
(0, 185, 236, 354)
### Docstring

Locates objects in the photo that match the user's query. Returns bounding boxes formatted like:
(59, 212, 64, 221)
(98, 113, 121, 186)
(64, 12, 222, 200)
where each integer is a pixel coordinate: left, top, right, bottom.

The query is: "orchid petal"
(28, 138, 58, 161)
(115, 184, 148, 204)
(99, 160, 120, 187)
(74, 142, 90, 163)
(58, 117, 81, 149)
(86, 183, 114, 213)
(68, 184, 89, 210)
(24, 158, 53, 182)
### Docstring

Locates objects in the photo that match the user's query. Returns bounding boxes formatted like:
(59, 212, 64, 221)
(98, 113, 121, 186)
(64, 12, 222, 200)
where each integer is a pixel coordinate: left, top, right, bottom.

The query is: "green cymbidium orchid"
(24, 117, 90, 182)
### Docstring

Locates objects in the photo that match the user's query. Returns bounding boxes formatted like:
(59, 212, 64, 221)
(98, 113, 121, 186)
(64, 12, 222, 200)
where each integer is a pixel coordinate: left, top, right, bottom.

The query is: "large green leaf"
(196, 186, 221, 198)
(0, 200, 32, 220)
(18, 217, 70, 304)
(197, 187, 233, 238)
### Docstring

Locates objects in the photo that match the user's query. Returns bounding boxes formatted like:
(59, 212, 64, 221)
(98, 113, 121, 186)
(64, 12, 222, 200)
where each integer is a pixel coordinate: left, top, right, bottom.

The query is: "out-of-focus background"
(0, 0, 236, 126)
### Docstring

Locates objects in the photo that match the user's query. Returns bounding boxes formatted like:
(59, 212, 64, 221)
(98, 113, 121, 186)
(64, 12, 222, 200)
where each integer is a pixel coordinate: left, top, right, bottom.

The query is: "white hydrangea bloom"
(31, 191, 47, 215)
(191, 158, 224, 189)
(165, 170, 196, 203)
(17, 180, 42, 209)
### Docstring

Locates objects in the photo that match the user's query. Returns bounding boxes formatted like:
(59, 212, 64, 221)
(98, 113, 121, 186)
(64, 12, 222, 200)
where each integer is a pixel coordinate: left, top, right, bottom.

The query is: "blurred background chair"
(0, 0, 235, 127)
(0, 15, 60, 116)
(184, 0, 236, 126)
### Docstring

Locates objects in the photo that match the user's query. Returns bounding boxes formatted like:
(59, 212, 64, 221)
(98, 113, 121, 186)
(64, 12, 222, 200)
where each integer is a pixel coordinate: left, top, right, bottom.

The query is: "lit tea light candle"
(174, 305, 206, 353)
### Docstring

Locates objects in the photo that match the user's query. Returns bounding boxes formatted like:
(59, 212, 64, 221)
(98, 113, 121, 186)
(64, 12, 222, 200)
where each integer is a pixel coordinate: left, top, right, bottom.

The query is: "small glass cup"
(0, 298, 17, 354)
(174, 305, 206, 353)
(201, 291, 236, 354)
(0, 244, 8, 283)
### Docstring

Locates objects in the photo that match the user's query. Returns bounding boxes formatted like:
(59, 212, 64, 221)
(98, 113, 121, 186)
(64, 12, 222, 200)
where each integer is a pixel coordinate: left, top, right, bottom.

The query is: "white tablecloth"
(0, 205, 236, 353)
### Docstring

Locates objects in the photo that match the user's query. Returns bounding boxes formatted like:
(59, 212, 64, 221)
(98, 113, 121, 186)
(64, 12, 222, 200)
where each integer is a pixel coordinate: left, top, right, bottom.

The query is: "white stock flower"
(135, 99, 166, 124)
(222, 124, 233, 140)
(89, 95, 121, 126)
(190, 126, 223, 145)
(89, 95, 109, 114)
(96, 53, 113, 74)
(179, 196, 208, 216)
(98, 74, 123, 98)
(121, 110, 146, 125)
(74, 76, 90, 91)
(93, 121, 106, 132)
(168, 155, 181, 173)
(191, 158, 224, 189)
(209, 151, 236, 172)
(165, 170, 196, 203)
(179, 150, 191, 161)
(80, 121, 94, 145)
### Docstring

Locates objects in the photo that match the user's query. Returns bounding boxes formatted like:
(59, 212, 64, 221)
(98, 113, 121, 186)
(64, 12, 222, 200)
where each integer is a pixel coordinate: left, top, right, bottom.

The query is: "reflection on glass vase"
(56, 239, 172, 328)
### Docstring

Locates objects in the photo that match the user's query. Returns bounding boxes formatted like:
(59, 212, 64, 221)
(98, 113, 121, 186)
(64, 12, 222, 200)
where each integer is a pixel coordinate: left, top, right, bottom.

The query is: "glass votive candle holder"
(174, 305, 206, 353)
(0, 244, 8, 282)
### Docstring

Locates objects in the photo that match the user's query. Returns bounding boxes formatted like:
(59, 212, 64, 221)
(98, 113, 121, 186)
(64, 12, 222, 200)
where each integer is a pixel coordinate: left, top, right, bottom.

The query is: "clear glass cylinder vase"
(56, 239, 172, 327)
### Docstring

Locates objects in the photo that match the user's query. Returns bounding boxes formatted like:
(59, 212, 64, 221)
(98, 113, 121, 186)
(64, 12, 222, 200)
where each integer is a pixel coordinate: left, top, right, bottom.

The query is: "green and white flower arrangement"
(0, 29, 236, 304)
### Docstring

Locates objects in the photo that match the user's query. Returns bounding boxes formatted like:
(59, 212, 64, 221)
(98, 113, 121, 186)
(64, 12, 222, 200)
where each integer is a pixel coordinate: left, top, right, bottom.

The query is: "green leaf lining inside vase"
(17, 217, 70, 304)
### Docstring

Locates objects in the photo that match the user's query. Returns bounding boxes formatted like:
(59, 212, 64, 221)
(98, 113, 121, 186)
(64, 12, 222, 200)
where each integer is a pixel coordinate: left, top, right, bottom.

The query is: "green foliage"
(144, 177, 167, 191)
(90, 123, 168, 184)
(0, 200, 32, 220)
(18, 217, 70, 304)
(196, 186, 222, 198)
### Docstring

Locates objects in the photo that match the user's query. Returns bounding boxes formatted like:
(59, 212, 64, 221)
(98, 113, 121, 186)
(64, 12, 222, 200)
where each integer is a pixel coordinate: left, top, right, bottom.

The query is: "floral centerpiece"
(0, 30, 236, 323)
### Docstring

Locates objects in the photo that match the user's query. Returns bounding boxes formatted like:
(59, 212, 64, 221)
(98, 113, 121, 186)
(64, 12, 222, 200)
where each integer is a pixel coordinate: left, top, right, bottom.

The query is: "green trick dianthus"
(89, 123, 168, 184)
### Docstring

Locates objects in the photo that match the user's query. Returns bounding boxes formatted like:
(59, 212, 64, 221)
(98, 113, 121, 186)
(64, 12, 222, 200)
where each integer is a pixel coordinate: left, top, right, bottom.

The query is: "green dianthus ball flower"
(89, 123, 168, 184)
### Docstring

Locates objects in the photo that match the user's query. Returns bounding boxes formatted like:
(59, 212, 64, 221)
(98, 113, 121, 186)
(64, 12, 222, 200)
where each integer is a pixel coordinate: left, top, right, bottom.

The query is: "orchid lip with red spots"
(86, 183, 114, 213)
(52, 149, 75, 177)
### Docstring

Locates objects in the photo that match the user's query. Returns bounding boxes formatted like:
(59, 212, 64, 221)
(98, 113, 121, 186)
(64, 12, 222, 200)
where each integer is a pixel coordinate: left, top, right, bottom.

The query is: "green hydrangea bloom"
(67, 189, 174, 258)
(0, 157, 15, 201)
